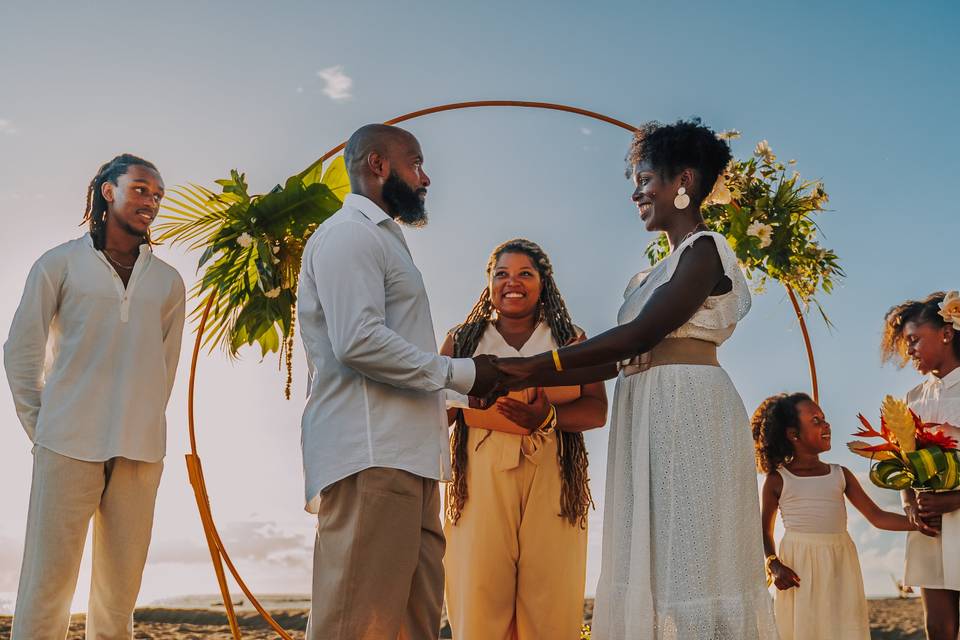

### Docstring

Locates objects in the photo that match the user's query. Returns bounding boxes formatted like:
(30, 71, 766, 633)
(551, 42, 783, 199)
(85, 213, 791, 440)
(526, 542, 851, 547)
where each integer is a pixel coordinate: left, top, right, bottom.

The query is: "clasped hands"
(465, 355, 548, 432)
(468, 354, 535, 403)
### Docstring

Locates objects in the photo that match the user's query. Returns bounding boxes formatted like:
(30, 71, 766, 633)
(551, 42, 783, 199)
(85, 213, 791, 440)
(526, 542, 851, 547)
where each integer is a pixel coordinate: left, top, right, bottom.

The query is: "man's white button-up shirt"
(298, 194, 475, 512)
(4, 234, 186, 462)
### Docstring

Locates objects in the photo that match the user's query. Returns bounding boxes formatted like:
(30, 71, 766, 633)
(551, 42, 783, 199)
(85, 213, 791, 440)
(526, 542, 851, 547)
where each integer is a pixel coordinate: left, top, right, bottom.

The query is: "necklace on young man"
(103, 249, 136, 271)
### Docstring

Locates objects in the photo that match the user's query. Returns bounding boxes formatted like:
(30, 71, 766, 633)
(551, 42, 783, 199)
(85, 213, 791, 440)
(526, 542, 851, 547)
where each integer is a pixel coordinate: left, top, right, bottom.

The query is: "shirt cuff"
(447, 357, 476, 395)
(445, 389, 471, 409)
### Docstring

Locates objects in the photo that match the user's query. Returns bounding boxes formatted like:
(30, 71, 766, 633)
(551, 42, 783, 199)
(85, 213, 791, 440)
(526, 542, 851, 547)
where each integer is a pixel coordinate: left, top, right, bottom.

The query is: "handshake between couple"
(465, 354, 536, 409)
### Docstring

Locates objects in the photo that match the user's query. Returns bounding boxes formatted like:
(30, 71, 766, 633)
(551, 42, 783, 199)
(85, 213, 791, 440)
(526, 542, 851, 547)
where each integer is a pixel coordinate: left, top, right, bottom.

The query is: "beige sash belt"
(619, 337, 719, 377)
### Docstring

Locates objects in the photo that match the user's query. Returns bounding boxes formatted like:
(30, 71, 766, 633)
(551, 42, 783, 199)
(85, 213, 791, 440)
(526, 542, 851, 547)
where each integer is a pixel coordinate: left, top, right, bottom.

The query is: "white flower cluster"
(939, 291, 960, 330)
(746, 221, 774, 248)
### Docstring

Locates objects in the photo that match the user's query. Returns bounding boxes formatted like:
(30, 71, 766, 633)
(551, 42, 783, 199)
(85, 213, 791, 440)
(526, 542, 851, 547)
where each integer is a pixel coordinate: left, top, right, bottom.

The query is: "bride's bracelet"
(551, 349, 564, 372)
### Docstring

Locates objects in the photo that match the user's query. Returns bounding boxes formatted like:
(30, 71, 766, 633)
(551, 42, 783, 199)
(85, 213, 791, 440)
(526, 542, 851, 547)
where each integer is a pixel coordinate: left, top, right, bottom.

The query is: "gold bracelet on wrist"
(764, 554, 778, 587)
(551, 349, 564, 372)
(536, 404, 558, 434)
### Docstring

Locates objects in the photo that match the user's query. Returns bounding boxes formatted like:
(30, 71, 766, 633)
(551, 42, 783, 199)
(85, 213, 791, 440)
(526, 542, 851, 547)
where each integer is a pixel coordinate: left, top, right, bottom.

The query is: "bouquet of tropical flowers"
(848, 395, 960, 490)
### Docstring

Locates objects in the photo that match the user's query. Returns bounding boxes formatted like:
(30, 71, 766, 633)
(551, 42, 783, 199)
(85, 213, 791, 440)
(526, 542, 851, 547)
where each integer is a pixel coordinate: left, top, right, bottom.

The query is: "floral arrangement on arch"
(153, 158, 350, 397)
(645, 133, 844, 318)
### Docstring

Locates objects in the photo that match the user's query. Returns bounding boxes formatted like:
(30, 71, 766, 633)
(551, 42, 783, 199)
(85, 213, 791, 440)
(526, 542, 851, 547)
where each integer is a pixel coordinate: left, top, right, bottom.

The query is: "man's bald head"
(344, 124, 417, 184)
(342, 124, 431, 226)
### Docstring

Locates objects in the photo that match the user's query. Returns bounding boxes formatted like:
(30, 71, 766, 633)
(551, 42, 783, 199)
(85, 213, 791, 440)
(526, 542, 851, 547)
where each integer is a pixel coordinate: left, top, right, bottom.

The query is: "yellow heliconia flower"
(882, 395, 916, 453)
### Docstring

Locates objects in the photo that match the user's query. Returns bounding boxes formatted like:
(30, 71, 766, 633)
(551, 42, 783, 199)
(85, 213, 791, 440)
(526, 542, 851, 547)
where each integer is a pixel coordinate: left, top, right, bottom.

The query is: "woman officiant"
(440, 238, 607, 640)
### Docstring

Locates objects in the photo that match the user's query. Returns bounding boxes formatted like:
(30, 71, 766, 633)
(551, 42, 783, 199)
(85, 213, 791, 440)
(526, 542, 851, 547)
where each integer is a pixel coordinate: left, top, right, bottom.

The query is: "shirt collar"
(83, 232, 153, 255)
(344, 193, 392, 226)
(937, 366, 960, 390)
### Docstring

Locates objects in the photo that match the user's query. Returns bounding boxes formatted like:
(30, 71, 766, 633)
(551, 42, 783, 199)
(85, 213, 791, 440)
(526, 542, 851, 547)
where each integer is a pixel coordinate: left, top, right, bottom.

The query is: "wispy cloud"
(0, 118, 18, 135)
(316, 65, 353, 101)
(580, 127, 592, 136)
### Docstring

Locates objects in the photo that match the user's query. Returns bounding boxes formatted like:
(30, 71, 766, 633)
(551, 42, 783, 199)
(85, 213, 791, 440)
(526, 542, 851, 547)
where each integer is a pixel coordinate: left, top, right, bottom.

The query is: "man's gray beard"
(396, 209, 428, 227)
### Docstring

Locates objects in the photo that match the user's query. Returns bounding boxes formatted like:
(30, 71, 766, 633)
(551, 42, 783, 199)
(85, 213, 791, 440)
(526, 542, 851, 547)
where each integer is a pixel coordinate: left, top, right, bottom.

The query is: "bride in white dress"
(496, 119, 778, 639)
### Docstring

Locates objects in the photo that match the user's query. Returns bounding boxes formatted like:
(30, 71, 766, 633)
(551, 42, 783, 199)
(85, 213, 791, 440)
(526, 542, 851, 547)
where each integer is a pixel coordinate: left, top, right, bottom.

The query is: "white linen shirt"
(298, 194, 475, 513)
(3, 234, 185, 462)
(907, 366, 960, 424)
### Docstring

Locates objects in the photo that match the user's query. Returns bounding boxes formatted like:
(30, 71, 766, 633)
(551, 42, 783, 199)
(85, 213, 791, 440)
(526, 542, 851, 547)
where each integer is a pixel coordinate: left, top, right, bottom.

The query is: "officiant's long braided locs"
(447, 238, 593, 528)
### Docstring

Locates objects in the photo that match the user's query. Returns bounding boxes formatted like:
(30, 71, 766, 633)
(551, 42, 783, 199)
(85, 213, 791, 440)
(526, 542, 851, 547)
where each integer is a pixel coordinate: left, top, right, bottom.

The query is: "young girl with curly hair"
(752, 393, 913, 640)
(883, 291, 960, 640)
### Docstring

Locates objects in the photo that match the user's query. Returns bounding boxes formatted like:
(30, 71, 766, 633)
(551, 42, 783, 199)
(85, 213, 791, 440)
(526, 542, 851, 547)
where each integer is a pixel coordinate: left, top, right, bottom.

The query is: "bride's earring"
(674, 187, 690, 210)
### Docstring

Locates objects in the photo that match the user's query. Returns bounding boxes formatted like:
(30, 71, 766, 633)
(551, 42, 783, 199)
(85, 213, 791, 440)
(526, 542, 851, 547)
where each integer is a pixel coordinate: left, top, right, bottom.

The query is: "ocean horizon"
(0, 591, 919, 617)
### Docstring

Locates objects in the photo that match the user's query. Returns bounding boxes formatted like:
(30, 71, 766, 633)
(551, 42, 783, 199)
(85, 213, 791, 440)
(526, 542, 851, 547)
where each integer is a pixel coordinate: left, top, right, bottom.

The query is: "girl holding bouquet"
(883, 291, 960, 640)
(752, 393, 914, 640)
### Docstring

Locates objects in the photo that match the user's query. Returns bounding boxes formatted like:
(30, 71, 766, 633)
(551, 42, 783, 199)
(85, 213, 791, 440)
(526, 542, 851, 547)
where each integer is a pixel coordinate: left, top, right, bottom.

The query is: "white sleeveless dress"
(775, 465, 869, 640)
(591, 232, 778, 639)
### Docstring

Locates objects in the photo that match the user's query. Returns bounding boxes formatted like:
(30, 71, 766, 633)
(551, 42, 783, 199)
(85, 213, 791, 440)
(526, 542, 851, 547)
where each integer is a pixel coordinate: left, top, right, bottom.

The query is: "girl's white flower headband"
(939, 290, 960, 330)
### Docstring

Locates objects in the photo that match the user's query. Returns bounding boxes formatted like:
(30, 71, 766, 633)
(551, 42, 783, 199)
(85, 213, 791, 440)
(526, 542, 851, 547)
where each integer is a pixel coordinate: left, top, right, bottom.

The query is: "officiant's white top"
(297, 194, 475, 513)
(904, 365, 960, 589)
(3, 234, 185, 462)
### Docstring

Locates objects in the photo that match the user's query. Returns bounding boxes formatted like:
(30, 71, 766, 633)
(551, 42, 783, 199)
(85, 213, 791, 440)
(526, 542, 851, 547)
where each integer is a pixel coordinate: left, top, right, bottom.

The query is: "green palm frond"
(154, 183, 237, 251)
(157, 158, 349, 380)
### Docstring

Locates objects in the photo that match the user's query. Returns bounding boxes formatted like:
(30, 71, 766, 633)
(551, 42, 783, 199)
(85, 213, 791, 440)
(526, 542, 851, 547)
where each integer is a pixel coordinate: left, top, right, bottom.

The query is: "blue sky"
(1, 0, 958, 611)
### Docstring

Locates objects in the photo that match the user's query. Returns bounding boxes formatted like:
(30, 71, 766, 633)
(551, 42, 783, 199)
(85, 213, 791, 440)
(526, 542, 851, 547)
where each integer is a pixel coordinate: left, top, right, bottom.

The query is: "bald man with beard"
(297, 124, 501, 639)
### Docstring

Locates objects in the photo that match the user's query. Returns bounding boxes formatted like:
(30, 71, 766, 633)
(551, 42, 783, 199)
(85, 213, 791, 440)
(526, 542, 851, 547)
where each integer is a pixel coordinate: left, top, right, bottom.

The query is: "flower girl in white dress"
(753, 393, 913, 639)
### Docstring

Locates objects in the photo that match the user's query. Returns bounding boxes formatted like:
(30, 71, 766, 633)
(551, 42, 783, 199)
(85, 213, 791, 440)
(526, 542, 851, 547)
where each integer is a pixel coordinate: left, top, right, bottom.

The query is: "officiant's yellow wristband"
(552, 349, 564, 372)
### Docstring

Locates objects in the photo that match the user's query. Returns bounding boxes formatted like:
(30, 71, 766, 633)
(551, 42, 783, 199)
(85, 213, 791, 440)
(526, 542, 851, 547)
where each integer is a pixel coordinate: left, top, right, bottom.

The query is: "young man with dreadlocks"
(297, 124, 501, 640)
(440, 238, 607, 640)
(4, 154, 185, 639)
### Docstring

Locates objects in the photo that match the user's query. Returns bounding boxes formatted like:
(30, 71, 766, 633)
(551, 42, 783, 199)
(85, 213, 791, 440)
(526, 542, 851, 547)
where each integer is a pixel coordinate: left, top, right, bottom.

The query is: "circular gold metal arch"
(183, 100, 820, 639)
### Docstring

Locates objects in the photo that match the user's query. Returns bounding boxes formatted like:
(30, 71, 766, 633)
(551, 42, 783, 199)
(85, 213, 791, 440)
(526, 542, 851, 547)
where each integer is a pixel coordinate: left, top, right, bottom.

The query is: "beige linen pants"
(306, 467, 445, 640)
(444, 429, 588, 640)
(12, 446, 163, 640)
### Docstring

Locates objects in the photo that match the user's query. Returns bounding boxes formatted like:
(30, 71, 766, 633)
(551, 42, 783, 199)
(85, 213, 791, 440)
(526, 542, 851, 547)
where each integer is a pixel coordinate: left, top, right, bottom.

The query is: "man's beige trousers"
(12, 446, 163, 640)
(306, 467, 444, 640)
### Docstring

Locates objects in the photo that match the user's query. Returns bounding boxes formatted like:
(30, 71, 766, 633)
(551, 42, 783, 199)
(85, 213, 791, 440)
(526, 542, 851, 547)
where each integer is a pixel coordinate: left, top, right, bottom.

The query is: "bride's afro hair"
(626, 118, 732, 204)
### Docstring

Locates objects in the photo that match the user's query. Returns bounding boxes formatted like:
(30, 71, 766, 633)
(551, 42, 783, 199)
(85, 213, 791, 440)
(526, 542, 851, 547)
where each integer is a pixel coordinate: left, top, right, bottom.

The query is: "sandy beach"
(0, 597, 926, 639)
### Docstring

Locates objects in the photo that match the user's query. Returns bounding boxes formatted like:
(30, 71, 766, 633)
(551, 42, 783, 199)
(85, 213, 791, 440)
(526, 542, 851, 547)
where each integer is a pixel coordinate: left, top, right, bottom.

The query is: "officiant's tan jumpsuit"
(444, 323, 588, 640)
